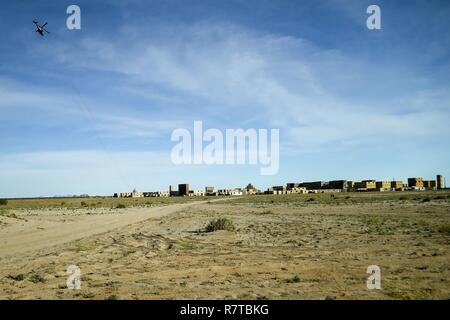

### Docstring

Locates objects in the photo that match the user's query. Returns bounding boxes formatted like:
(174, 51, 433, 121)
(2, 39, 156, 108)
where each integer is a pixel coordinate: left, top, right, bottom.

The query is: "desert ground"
(0, 191, 449, 300)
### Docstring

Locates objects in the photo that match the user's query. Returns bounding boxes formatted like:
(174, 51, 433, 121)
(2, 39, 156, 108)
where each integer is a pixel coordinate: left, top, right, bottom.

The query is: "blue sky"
(0, 0, 449, 197)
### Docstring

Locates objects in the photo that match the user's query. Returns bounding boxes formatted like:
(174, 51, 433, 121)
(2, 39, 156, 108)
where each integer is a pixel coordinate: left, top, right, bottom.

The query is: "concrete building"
(437, 175, 445, 190)
(354, 180, 376, 191)
(217, 188, 243, 196)
(286, 183, 300, 190)
(328, 180, 350, 191)
(245, 183, 260, 195)
(408, 178, 424, 188)
(300, 181, 328, 190)
(376, 181, 391, 191)
(178, 184, 189, 196)
(189, 190, 205, 197)
(391, 181, 404, 190)
(423, 180, 437, 190)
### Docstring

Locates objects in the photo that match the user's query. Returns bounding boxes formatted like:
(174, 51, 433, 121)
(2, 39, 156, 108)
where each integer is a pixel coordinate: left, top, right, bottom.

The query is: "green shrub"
(205, 218, 235, 232)
(0, 210, 18, 219)
(306, 197, 315, 202)
(81, 201, 88, 207)
(422, 197, 431, 203)
(438, 224, 450, 234)
(29, 273, 45, 283)
(286, 275, 301, 283)
(0, 199, 7, 206)
(9, 274, 25, 281)
(116, 203, 126, 209)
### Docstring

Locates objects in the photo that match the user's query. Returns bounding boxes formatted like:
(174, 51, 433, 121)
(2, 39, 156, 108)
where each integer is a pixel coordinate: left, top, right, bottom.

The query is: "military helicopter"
(33, 20, 50, 36)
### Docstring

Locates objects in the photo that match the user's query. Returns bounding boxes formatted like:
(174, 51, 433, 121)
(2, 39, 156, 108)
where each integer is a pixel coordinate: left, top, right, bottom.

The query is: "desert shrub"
(286, 275, 301, 283)
(9, 274, 25, 281)
(80, 201, 88, 207)
(29, 273, 45, 283)
(438, 224, 450, 235)
(345, 196, 351, 199)
(106, 294, 118, 300)
(422, 197, 431, 203)
(261, 210, 273, 215)
(0, 199, 7, 206)
(306, 197, 315, 202)
(116, 203, 126, 209)
(434, 195, 444, 200)
(399, 196, 407, 200)
(0, 210, 18, 219)
(205, 218, 235, 232)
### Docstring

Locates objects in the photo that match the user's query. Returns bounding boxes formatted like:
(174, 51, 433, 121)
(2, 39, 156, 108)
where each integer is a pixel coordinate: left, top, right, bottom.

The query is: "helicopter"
(33, 20, 50, 36)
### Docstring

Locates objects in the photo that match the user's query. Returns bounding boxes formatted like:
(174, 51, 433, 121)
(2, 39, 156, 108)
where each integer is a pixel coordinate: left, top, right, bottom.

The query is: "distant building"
(115, 188, 143, 198)
(437, 175, 445, 190)
(408, 178, 424, 188)
(376, 181, 391, 191)
(245, 183, 260, 195)
(169, 185, 179, 197)
(205, 186, 215, 195)
(217, 188, 243, 196)
(391, 181, 403, 190)
(300, 181, 328, 190)
(178, 184, 189, 196)
(328, 180, 350, 191)
(423, 180, 437, 190)
(189, 190, 205, 197)
(354, 180, 376, 191)
(286, 183, 300, 190)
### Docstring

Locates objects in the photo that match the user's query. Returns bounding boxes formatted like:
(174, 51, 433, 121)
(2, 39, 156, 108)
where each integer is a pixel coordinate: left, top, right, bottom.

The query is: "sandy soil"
(0, 194, 449, 300)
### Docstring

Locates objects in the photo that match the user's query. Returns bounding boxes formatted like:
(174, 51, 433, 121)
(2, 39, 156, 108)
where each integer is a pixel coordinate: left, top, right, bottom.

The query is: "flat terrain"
(0, 191, 449, 300)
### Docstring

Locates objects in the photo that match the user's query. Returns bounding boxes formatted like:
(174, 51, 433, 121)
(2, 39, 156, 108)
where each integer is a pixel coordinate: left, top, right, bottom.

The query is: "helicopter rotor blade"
(42, 22, 48, 28)
(44, 29, 50, 34)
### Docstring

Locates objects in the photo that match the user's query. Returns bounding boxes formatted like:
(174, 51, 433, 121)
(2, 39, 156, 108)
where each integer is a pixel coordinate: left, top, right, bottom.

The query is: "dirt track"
(0, 201, 209, 257)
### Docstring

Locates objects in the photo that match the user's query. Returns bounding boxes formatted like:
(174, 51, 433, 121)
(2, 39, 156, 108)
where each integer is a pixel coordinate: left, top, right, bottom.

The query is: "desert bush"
(0, 210, 18, 219)
(434, 195, 445, 200)
(0, 199, 7, 206)
(399, 196, 407, 200)
(9, 274, 25, 281)
(438, 224, 450, 235)
(80, 201, 88, 207)
(106, 294, 118, 300)
(286, 275, 301, 283)
(29, 273, 45, 283)
(422, 197, 431, 203)
(116, 203, 126, 209)
(306, 197, 315, 202)
(205, 218, 235, 232)
(345, 196, 351, 199)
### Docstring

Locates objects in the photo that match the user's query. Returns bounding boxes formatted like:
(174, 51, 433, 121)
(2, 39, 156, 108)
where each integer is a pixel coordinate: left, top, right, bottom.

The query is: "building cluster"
(114, 175, 446, 198)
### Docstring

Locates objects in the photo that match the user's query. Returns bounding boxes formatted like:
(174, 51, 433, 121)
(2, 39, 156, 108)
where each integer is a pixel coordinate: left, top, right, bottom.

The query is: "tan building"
(391, 181, 403, 190)
(354, 180, 376, 191)
(376, 181, 391, 191)
(408, 178, 424, 188)
(437, 175, 445, 189)
(423, 180, 437, 190)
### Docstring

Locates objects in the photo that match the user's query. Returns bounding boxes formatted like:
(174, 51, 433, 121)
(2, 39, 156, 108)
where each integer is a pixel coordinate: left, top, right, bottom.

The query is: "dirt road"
(0, 201, 209, 257)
